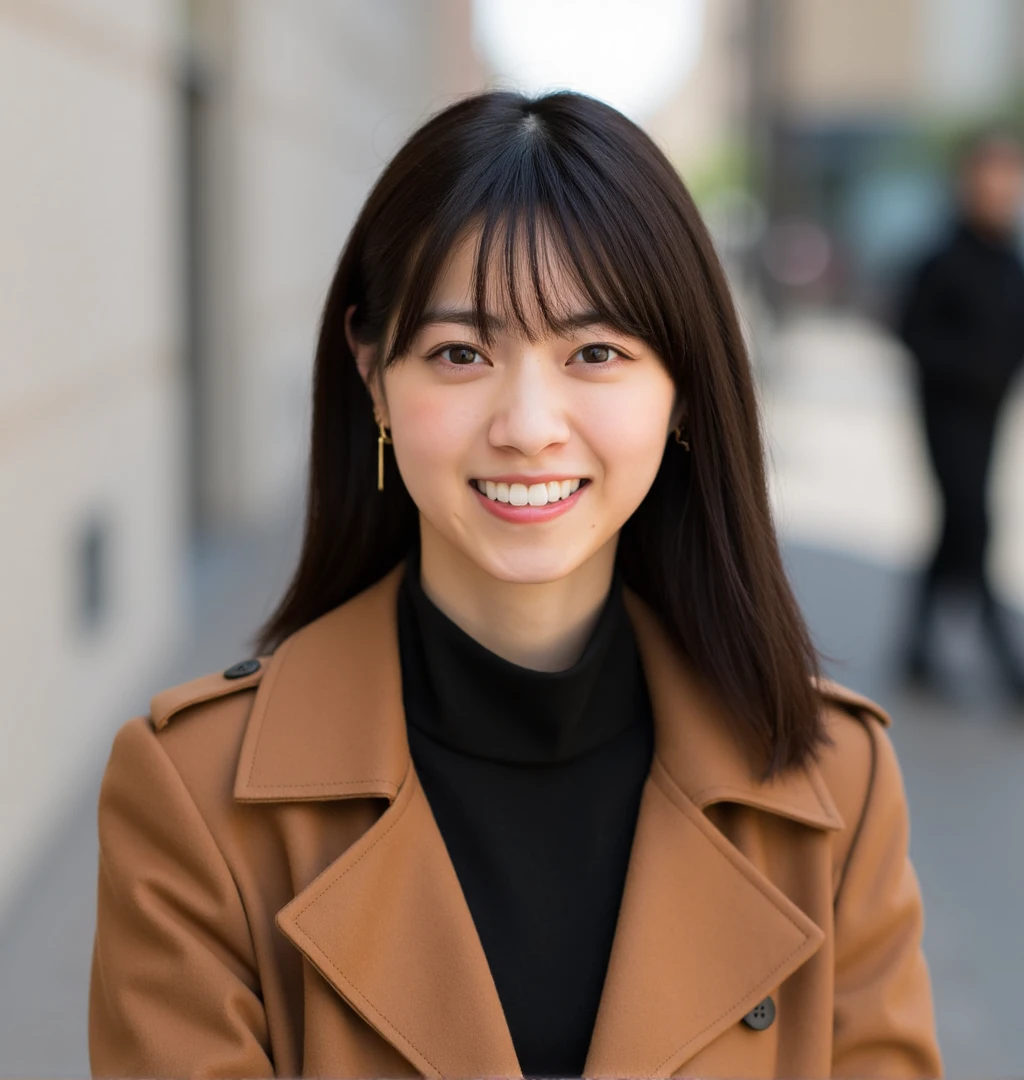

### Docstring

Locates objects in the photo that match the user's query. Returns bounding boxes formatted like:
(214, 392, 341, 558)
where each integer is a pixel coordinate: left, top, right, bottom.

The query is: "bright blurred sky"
(471, 0, 705, 121)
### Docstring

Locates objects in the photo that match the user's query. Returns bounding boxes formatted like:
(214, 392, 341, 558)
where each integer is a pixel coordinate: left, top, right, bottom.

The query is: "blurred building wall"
(776, 0, 1024, 120)
(922, 0, 1024, 119)
(778, 0, 922, 119)
(185, 0, 481, 527)
(645, 0, 749, 175)
(0, 0, 185, 917)
(0, 0, 479, 919)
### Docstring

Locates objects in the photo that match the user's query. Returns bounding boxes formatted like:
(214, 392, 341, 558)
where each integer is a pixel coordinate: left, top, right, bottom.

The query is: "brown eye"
(580, 345, 612, 364)
(445, 345, 480, 365)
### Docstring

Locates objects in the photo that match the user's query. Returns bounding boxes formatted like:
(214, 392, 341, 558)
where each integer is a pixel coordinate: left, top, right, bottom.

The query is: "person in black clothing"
(896, 131, 1024, 702)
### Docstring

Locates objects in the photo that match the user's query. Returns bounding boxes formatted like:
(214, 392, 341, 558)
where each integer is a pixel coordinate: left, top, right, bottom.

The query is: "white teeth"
(476, 479, 585, 505)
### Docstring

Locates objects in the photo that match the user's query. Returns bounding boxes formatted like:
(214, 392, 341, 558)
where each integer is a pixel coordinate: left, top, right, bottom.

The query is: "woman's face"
(354, 229, 681, 586)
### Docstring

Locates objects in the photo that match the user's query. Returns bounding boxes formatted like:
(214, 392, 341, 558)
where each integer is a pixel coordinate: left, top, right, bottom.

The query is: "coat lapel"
(582, 756, 826, 1078)
(581, 593, 842, 1078)
(235, 564, 520, 1078)
(232, 561, 844, 1079)
(275, 763, 520, 1078)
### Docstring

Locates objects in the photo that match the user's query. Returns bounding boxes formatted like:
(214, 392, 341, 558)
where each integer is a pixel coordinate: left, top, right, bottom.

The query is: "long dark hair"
(256, 90, 826, 777)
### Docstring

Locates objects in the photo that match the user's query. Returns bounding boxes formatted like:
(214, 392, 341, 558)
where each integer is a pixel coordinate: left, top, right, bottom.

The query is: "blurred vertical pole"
(181, 45, 207, 544)
(1014, 0, 1024, 114)
(744, 0, 785, 318)
(178, 0, 238, 538)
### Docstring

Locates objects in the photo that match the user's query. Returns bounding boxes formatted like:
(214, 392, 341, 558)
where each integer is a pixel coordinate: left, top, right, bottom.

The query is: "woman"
(89, 91, 941, 1079)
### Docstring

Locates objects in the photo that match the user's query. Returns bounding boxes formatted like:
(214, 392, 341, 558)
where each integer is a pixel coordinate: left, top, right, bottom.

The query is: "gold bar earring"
(377, 419, 392, 491)
(673, 425, 690, 452)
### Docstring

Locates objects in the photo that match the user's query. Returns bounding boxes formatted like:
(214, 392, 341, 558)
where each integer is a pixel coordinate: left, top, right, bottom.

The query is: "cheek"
(582, 378, 674, 475)
(388, 389, 478, 487)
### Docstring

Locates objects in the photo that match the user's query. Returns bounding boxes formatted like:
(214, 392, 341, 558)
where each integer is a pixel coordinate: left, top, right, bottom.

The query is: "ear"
(669, 393, 688, 434)
(345, 304, 389, 426)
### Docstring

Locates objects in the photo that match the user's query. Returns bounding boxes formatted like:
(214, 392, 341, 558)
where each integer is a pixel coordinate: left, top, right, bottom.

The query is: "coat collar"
(235, 559, 842, 830)
(236, 560, 838, 1078)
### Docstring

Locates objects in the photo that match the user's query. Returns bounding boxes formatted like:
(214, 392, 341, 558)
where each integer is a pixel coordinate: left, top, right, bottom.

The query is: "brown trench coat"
(89, 561, 942, 1079)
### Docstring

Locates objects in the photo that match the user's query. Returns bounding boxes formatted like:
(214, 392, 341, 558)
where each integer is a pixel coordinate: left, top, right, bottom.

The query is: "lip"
(470, 478, 589, 523)
(472, 474, 587, 485)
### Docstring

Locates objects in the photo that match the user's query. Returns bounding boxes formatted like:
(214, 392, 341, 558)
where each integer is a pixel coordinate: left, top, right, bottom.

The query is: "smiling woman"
(340, 218, 681, 665)
(266, 89, 821, 716)
(89, 91, 942, 1080)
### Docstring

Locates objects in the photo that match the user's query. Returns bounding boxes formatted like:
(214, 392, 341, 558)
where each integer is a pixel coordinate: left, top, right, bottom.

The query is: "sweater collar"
(233, 558, 855, 831)
(397, 547, 644, 764)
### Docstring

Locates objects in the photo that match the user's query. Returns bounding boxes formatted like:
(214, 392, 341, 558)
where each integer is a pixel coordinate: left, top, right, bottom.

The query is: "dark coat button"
(223, 659, 261, 679)
(742, 996, 776, 1030)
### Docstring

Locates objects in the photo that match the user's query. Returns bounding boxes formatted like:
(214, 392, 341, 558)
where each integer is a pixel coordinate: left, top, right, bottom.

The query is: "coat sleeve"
(830, 716, 943, 1079)
(89, 716, 275, 1078)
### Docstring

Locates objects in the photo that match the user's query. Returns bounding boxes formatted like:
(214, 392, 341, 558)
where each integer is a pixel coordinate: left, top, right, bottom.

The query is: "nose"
(488, 354, 571, 457)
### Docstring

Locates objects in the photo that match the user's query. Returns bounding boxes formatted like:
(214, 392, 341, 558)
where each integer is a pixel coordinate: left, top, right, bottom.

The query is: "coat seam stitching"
(153, 677, 260, 729)
(291, 933, 442, 1076)
(244, 779, 398, 789)
(833, 712, 879, 912)
(291, 763, 414, 914)
(650, 765, 809, 935)
(654, 945, 805, 1073)
(688, 781, 834, 826)
(245, 635, 293, 787)
(241, 635, 400, 792)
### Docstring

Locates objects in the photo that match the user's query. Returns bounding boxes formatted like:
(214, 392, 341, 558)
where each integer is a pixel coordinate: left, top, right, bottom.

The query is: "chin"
(466, 540, 598, 586)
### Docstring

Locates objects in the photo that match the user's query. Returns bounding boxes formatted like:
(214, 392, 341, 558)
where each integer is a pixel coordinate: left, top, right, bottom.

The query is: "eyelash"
(425, 342, 632, 370)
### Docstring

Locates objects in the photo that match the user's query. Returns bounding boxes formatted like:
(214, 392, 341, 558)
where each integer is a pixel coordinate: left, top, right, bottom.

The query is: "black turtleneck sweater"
(396, 554, 654, 1078)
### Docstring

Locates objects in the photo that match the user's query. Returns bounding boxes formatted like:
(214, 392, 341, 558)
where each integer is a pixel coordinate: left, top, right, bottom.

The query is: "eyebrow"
(411, 305, 611, 336)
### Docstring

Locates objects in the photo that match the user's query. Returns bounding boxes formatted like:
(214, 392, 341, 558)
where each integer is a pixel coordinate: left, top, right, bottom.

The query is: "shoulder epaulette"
(150, 657, 268, 731)
(813, 675, 892, 728)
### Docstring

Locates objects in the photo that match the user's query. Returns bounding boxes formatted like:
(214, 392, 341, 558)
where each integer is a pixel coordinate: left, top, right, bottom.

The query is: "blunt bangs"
(371, 97, 695, 379)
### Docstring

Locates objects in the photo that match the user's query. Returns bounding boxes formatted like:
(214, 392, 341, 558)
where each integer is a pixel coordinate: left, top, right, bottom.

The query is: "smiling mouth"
(471, 478, 589, 507)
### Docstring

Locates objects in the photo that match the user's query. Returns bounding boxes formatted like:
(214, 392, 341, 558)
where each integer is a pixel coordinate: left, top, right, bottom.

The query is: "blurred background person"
(896, 132, 1024, 703)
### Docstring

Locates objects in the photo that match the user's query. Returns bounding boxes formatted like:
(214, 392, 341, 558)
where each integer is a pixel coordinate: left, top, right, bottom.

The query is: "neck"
(416, 521, 618, 671)
(961, 212, 1015, 244)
